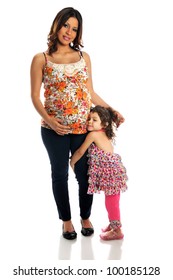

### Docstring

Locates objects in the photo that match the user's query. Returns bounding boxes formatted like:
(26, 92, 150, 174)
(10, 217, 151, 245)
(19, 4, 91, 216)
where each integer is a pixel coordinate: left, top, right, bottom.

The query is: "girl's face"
(57, 17, 78, 46)
(87, 112, 103, 131)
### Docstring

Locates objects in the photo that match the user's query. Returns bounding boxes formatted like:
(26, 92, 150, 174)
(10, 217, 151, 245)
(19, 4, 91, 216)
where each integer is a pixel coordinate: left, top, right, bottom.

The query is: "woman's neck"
(55, 44, 73, 55)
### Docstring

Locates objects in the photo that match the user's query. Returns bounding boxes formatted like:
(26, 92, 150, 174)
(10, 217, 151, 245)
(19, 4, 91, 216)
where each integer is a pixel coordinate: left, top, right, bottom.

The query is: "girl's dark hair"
(90, 105, 119, 140)
(47, 7, 83, 55)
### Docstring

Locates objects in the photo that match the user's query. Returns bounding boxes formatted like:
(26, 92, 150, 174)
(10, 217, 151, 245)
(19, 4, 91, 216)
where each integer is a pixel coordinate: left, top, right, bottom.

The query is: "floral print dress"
(87, 143, 128, 195)
(41, 52, 92, 134)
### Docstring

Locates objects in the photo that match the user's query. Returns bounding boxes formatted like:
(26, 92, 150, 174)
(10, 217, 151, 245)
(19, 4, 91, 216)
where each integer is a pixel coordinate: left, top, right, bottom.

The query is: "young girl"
(70, 105, 128, 240)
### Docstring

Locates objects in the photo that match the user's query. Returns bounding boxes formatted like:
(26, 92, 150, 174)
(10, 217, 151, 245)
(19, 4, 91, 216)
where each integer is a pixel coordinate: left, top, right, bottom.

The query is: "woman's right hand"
(47, 117, 71, 135)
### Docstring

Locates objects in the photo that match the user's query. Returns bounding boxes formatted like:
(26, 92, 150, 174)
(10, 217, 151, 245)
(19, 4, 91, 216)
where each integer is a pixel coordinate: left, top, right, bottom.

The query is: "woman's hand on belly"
(47, 117, 71, 135)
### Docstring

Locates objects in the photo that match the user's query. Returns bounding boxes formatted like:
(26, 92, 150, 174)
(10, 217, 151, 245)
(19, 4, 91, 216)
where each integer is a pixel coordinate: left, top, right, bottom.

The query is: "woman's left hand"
(115, 111, 125, 127)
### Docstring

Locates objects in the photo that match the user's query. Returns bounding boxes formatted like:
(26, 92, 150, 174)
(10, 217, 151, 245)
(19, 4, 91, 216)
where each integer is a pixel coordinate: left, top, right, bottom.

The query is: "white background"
(1, 0, 173, 279)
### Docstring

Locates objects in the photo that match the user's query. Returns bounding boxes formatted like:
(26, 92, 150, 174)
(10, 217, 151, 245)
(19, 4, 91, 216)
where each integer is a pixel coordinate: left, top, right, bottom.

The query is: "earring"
(70, 42, 74, 47)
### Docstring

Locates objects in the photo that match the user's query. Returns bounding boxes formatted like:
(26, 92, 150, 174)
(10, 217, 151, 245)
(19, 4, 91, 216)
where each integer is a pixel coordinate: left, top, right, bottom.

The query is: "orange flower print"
(44, 89, 52, 97)
(82, 92, 87, 100)
(72, 122, 80, 129)
(58, 81, 66, 91)
(66, 101, 73, 109)
(76, 89, 83, 99)
(64, 108, 73, 115)
(42, 57, 90, 133)
(72, 108, 78, 115)
(45, 67, 53, 76)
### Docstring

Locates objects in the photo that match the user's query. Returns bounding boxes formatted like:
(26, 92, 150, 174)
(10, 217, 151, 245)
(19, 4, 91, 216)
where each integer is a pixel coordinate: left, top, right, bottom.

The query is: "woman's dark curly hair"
(90, 105, 120, 140)
(47, 7, 83, 55)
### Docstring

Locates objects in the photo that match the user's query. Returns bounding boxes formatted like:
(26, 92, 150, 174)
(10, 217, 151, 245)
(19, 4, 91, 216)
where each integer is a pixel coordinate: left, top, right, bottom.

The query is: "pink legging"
(105, 194, 120, 221)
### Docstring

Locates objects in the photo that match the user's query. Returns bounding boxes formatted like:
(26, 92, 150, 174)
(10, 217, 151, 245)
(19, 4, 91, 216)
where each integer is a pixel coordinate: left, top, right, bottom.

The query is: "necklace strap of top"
(43, 52, 48, 65)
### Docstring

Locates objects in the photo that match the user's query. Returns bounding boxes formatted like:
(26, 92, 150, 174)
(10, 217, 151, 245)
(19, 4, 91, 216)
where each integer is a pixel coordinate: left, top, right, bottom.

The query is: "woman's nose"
(66, 28, 71, 35)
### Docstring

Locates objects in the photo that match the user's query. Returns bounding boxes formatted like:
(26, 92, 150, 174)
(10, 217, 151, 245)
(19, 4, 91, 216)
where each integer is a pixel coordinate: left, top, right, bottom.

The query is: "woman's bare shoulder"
(33, 52, 45, 62)
(82, 51, 90, 61)
(31, 52, 46, 66)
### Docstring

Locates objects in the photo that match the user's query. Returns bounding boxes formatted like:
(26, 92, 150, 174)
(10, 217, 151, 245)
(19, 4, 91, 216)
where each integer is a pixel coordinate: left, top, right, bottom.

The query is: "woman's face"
(57, 17, 78, 46)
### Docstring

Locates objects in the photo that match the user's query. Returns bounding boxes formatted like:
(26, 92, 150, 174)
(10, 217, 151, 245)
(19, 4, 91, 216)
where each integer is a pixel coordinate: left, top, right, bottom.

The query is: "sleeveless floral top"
(41, 52, 92, 134)
(87, 143, 128, 195)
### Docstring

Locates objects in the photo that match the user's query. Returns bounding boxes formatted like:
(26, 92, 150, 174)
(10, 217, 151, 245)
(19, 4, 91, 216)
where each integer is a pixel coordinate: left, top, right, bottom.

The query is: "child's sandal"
(101, 224, 111, 232)
(100, 229, 124, 241)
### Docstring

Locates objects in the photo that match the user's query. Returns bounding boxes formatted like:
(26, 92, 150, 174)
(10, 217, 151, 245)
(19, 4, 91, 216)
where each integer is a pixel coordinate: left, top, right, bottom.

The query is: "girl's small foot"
(101, 224, 111, 232)
(100, 229, 124, 241)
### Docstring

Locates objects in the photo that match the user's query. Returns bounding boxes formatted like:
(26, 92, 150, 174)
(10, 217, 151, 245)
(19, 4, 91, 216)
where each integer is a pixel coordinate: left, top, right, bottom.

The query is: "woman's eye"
(63, 23, 68, 28)
(73, 29, 78, 32)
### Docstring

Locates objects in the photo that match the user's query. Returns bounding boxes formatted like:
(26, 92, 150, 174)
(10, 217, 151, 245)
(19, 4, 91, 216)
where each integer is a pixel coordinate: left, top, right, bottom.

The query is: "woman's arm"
(30, 53, 71, 135)
(83, 52, 125, 125)
(30, 53, 51, 122)
(70, 132, 95, 171)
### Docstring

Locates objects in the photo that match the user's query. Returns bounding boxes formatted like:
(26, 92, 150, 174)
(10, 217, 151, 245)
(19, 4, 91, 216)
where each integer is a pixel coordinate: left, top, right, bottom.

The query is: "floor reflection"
(57, 231, 123, 260)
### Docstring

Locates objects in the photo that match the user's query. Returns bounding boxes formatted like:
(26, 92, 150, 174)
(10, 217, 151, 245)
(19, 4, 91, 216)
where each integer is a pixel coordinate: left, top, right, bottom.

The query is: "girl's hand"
(47, 117, 71, 135)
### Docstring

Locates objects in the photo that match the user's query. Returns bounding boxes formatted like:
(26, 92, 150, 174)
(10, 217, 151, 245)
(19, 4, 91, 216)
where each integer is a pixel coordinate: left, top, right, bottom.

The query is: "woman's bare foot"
(62, 220, 77, 240)
(81, 218, 93, 228)
(63, 220, 75, 232)
(81, 218, 94, 236)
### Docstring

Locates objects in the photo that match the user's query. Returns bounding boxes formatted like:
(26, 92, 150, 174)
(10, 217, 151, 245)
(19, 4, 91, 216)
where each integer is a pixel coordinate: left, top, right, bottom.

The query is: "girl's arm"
(70, 132, 95, 171)
(83, 52, 125, 125)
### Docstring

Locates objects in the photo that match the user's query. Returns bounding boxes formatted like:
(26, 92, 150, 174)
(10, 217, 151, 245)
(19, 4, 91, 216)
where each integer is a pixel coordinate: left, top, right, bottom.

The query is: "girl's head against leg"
(88, 105, 117, 140)
(87, 111, 103, 132)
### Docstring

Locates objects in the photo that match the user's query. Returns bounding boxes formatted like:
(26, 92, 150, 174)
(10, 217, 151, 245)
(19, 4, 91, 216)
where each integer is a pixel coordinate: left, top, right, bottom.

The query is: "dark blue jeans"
(41, 127, 93, 221)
